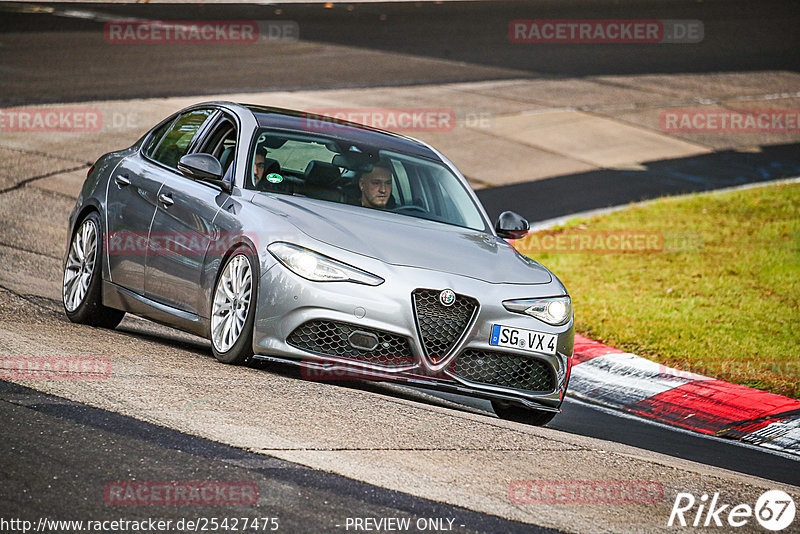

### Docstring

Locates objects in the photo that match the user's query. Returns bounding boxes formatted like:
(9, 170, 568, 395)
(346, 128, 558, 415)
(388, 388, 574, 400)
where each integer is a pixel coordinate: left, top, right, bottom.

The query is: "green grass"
(518, 181, 800, 398)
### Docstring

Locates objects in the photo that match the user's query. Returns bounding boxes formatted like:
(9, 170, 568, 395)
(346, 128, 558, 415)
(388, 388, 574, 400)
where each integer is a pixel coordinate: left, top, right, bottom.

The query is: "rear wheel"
(62, 212, 125, 328)
(211, 250, 256, 364)
(492, 400, 557, 426)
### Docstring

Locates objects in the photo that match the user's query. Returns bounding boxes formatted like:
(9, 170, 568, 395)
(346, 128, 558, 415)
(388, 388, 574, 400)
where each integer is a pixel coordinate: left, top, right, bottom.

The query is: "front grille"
(449, 349, 556, 393)
(287, 320, 413, 367)
(412, 289, 478, 363)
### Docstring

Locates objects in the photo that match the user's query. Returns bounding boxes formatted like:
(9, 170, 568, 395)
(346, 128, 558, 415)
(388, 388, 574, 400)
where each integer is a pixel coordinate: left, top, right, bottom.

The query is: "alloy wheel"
(63, 219, 98, 312)
(211, 254, 253, 353)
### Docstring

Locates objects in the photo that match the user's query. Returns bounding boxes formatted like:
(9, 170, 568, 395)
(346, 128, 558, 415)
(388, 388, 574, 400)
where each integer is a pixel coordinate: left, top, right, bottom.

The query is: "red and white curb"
(568, 335, 800, 456)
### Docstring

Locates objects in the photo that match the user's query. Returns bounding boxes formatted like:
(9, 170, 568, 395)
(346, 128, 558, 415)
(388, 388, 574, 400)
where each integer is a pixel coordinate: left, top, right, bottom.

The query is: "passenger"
(251, 149, 292, 194)
(252, 149, 268, 188)
(358, 162, 394, 209)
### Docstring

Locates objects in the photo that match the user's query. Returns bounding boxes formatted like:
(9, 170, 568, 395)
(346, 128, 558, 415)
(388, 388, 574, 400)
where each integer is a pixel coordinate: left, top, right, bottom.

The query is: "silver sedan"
(62, 102, 574, 425)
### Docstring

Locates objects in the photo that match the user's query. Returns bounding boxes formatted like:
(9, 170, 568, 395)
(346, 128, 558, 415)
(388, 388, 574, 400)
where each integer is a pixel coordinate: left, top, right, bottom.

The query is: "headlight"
(503, 296, 572, 325)
(268, 242, 384, 286)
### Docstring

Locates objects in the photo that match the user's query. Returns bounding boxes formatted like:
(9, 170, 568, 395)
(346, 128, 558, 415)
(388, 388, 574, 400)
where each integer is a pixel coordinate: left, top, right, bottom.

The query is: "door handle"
(114, 174, 131, 187)
(158, 193, 174, 207)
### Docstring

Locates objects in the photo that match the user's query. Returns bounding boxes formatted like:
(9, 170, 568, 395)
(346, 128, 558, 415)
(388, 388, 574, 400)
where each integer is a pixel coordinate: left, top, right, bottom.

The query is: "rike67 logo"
(668, 490, 796, 531)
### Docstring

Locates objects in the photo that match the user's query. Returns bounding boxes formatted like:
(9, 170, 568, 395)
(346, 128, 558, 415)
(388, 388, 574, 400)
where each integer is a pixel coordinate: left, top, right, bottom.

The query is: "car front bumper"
(252, 259, 574, 411)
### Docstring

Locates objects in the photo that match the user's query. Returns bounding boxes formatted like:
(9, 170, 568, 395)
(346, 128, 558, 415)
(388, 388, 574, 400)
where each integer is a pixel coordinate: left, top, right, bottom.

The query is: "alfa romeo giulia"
(62, 102, 574, 425)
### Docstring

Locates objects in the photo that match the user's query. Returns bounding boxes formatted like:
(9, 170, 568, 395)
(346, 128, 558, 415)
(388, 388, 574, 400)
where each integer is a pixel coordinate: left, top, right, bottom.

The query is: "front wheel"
(62, 212, 125, 329)
(492, 400, 557, 426)
(211, 250, 256, 364)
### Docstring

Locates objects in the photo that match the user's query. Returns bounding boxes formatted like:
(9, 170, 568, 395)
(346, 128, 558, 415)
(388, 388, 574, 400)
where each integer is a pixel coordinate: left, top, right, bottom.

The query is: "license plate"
(489, 325, 558, 356)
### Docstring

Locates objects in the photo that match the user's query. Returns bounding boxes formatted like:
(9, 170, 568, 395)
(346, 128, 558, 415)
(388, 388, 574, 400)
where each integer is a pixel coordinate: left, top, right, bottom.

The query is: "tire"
(62, 211, 125, 329)
(210, 249, 257, 365)
(492, 400, 557, 426)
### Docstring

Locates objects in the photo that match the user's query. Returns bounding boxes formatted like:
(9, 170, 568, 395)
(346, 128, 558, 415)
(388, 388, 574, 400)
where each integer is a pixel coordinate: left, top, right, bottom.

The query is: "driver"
(358, 161, 393, 209)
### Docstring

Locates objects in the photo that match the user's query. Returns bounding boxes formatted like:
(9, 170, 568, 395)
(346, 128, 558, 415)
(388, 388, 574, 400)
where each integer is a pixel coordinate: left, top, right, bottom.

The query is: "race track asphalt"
(1, 2, 798, 531)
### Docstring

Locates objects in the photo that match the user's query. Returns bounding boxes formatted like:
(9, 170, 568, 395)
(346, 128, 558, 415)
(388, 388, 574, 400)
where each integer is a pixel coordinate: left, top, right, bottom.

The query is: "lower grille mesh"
(287, 320, 413, 367)
(449, 349, 556, 392)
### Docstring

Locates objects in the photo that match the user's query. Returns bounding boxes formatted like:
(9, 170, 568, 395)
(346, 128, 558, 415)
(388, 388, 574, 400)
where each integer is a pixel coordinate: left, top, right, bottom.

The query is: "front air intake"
(412, 288, 478, 364)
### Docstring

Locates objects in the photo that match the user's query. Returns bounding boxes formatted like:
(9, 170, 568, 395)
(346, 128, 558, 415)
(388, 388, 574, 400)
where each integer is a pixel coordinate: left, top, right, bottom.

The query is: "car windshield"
(246, 128, 488, 232)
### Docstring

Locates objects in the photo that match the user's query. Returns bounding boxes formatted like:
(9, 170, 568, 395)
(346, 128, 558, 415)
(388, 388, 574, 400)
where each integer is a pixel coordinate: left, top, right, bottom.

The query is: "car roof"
(240, 104, 440, 160)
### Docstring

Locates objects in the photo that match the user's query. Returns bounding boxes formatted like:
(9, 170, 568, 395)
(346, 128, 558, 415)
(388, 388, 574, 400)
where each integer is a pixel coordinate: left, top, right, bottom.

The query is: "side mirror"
(495, 211, 529, 240)
(178, 154, 230, 192)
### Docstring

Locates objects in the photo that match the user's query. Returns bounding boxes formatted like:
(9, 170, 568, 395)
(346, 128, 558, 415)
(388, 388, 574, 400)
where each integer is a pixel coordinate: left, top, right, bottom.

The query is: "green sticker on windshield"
(266, 173, 283, 184)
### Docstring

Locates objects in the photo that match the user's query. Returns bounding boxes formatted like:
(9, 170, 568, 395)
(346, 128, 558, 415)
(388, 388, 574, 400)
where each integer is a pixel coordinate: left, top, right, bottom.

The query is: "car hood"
(252, 195, 552, 284)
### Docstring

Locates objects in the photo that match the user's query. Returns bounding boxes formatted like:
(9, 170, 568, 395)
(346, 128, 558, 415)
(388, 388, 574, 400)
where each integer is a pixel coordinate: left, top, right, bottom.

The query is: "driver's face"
(253, 154, 266, 182)
(359, 167, 393, 209)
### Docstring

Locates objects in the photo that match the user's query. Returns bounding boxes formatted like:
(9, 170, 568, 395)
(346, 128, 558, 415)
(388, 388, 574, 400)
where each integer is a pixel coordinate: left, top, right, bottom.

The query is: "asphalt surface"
(423, 391, 800, 487)
(476, 142, 800, 223)
(551, 398, 800, 487)
(0, 1, 798, 105)
(3, 373, 796, 531)
(1, 379, 553, 534)
(2, 0, 799, 224)
(5, 283, 781, 533)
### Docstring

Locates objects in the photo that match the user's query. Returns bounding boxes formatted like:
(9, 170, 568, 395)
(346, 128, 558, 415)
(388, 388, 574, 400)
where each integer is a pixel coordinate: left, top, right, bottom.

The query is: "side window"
(148, 109, 214, 169)
(264, 139, 337, 173)
(216, 129, 238, 175)
(390, 159, 410, 205)
(143, 118, 175, 158)
(197, 116, 237, 175)
(432, 179, 464, 226)
(404, 164, 429, 210)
